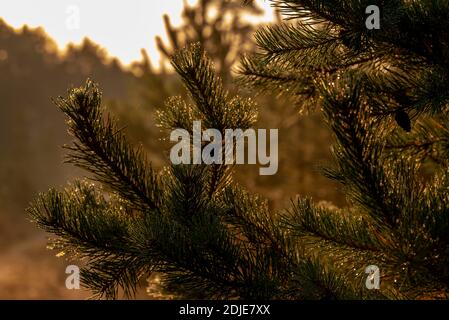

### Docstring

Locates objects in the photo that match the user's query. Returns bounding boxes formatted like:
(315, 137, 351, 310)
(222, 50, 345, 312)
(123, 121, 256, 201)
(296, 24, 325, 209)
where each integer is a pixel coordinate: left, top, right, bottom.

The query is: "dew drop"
(56, 251, 66, 258)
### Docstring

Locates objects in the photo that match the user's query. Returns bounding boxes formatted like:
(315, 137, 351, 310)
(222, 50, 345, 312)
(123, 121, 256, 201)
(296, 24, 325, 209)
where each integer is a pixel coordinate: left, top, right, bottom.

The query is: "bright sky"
(0, 0, 274, 67)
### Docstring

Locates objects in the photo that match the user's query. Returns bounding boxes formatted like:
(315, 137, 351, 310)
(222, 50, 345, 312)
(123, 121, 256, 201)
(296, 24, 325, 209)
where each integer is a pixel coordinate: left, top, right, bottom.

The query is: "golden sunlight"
(0, 0, 274, 66)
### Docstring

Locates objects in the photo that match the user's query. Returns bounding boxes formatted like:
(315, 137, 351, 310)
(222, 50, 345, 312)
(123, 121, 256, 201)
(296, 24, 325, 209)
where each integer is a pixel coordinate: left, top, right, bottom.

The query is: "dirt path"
(0, 231, 90, 299)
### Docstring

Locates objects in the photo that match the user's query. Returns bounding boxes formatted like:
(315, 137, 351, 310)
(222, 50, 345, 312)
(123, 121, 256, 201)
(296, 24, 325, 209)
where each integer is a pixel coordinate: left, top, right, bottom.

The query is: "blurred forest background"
(0, 0, 343, 299)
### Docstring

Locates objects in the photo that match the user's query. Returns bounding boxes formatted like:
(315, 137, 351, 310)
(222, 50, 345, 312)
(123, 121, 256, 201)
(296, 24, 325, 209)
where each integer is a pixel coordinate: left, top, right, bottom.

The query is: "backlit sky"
(0, 0, 273, 67)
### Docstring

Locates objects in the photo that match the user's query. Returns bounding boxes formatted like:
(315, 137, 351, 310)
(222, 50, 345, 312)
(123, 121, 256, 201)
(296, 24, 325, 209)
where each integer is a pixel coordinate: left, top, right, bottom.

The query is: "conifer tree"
(156, 0, 263, 81)
(29, 0, 449, 299)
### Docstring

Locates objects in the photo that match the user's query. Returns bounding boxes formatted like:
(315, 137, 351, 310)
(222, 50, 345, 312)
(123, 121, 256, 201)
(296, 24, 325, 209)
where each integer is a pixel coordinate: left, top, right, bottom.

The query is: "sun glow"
(0, 0, 274, 67)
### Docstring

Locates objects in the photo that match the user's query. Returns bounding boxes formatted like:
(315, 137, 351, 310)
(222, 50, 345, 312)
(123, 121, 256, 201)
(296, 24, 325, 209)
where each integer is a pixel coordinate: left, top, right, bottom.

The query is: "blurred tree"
(125, 0, 264, 112)
(156, 0, 263, 82)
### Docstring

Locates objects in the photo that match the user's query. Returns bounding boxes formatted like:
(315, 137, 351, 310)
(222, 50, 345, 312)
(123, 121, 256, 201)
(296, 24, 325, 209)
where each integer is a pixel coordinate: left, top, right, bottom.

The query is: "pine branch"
(27, 181, 149, 299)
(282, 198, 381, 252)
(55, 80, 161, 212)
(386, 115, 449, 166)
(171, 43, 257, 131)
(254, 22, 342, 69)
